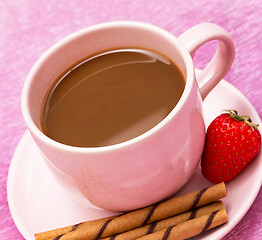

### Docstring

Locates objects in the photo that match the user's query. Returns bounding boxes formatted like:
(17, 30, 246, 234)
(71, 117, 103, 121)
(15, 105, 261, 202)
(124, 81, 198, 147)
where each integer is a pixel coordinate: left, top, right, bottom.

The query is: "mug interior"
(22, 21, 193, 150)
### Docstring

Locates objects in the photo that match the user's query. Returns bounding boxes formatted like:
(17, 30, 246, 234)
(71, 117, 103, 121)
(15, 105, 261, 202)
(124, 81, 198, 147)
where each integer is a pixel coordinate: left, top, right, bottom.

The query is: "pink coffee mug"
(21, 21, 234, 211)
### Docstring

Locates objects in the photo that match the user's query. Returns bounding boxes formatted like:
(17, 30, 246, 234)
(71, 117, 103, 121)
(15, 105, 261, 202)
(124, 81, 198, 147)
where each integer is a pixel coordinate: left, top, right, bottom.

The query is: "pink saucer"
(7, 79, 262, 240)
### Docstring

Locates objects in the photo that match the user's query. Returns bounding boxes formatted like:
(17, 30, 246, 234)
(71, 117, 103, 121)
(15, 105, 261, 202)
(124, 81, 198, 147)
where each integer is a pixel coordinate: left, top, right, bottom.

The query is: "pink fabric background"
(1, 0, 262, 239)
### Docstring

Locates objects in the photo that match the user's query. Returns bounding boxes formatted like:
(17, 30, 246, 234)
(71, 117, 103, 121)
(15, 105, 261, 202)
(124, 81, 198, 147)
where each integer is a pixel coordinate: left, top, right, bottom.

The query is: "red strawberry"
(201, 110, 261, 183)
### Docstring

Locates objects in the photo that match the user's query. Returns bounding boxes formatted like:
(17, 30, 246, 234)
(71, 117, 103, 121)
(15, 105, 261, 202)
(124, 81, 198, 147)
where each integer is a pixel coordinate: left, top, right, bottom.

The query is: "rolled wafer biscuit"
(102, 201, 225, 240)
(35, 182, 226, 240)
(136, 209, 228, 240)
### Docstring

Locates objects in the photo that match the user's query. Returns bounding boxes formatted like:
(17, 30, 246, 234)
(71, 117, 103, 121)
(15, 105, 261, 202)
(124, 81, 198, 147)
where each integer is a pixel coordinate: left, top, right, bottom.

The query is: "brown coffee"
(41, 49, 185, 147)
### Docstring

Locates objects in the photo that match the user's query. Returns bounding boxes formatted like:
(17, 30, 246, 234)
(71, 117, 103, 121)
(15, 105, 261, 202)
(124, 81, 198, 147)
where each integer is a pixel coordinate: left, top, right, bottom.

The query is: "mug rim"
(21, 21, 195, 153)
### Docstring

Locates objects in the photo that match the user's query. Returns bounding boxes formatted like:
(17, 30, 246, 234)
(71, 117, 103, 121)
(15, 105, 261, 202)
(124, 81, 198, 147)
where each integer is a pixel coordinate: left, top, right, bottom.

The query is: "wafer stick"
(136, 209, 228, 240)
(102, 201, 224, 240)
(35, 182, 226, 240)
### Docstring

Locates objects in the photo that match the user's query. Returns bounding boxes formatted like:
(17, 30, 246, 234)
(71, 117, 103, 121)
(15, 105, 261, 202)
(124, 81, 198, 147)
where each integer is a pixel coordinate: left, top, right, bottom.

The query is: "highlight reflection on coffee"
(41, 49, 185, 147)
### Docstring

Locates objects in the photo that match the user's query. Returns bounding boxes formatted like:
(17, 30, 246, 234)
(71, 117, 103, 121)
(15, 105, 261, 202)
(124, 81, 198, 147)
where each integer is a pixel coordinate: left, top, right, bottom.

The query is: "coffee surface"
(41, 49, 185, 147)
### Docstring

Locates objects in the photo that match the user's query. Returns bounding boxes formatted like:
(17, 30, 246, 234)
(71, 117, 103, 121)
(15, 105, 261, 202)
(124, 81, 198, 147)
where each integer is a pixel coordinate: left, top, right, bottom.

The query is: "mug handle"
(178, 23, 235, 100)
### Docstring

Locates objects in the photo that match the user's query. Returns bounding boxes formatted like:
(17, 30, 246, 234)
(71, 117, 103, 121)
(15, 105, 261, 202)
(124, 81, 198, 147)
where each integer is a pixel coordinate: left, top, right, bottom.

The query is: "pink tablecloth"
(1, 0, 262, 239)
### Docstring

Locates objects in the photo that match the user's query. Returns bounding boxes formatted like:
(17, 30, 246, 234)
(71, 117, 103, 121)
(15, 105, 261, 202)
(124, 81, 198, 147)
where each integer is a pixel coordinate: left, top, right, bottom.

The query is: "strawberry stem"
(223, 109, 259, 130)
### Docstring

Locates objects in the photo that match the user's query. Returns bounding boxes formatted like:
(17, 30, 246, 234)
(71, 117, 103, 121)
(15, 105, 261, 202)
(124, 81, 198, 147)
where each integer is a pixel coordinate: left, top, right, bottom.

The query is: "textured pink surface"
(1, 0, 262, 239)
